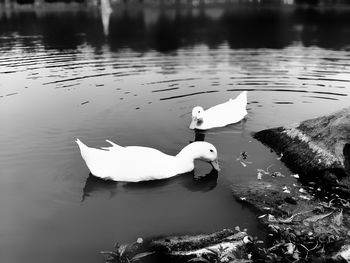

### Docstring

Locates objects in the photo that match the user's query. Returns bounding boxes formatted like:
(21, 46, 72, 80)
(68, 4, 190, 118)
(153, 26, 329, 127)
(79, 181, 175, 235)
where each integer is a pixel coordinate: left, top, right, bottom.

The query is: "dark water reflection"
(82, 169, 217, 202)
(1, 6, 350, 51)
(0, 4, 350, 263)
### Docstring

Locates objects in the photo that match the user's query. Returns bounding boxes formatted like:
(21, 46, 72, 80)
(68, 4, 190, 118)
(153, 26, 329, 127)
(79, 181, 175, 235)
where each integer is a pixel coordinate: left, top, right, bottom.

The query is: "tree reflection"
(0, 4, 350, 52)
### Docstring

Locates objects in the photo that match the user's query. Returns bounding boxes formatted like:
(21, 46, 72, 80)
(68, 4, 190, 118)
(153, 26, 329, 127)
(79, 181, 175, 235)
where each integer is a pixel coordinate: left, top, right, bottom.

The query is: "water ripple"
(159, 90, 219, 101)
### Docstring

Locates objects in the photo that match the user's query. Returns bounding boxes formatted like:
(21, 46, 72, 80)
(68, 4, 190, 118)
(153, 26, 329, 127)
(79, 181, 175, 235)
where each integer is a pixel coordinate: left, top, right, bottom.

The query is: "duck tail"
(75, 138, 85, 149)
(237, 90, 247, 105)
(76, 138, 89, 159)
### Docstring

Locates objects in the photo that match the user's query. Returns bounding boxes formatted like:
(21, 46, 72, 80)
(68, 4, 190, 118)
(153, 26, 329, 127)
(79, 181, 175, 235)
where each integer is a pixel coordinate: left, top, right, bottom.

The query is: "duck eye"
(210, 149, 214, 153)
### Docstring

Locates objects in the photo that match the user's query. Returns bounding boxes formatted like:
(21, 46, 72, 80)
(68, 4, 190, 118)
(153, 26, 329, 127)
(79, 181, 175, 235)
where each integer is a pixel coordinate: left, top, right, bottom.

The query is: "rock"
(102, 229, 252, 263)
(254, 107, 350, 197)
(150, 229, 249, 262)
(332, 244, 350, 263)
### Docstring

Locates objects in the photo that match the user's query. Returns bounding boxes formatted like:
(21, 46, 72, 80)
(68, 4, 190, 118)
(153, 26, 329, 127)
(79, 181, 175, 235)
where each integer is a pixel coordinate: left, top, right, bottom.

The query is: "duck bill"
(189, 117, 197, 129)
(210, 159, 220, 171)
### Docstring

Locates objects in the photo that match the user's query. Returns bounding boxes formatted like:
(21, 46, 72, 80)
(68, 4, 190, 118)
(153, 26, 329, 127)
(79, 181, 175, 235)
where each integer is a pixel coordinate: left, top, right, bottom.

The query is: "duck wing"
(77, 140, 178, 182)
(203, 92, 247, 128)
(100, 139, 124, 151)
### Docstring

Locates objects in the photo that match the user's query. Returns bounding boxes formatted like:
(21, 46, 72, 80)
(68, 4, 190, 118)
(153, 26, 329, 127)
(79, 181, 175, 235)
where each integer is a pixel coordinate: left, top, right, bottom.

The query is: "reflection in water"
(82, 168, 218, 202)
(191, 117, 247, 143)
(123, 169, 218, 193)
(100, 0, 112, 36)
(81, 173, 118, 202)
(0, 6, 350, 51)
(193, 130, 206, 142)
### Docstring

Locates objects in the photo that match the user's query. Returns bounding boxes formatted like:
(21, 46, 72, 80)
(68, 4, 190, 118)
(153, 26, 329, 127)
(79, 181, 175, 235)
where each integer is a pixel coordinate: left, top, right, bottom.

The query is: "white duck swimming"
(189, 91, 248, 130)
(76, 139, 220, 182)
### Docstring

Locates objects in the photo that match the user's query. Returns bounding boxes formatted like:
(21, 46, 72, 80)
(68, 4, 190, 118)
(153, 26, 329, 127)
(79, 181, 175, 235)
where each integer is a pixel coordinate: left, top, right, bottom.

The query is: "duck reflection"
(81, 167, 218, 202)
(191, 117, 247, 143)
(123, 167, 218, 193)
(185, 167, 218, 192)
(193, 130, 206, 142)
(81, 173, 118, 202)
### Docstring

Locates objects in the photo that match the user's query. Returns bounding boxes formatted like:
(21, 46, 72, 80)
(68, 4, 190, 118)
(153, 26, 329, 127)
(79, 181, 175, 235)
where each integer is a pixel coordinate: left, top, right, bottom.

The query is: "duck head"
(177, 141, 220, 171)
(190, 106, 204, 129)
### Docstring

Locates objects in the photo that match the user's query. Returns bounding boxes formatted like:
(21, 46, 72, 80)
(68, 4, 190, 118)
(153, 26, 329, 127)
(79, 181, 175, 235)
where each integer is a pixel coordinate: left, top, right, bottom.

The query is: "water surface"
(0, 4, 350, 263)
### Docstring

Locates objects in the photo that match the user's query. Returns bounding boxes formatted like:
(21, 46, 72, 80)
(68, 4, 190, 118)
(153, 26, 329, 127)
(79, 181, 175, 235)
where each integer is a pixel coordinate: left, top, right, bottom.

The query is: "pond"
(0, 3, 349, 263)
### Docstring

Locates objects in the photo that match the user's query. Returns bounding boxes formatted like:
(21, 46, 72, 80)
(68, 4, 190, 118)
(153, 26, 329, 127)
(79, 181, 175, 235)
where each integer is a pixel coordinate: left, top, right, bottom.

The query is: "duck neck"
(175, 143, 201, 174)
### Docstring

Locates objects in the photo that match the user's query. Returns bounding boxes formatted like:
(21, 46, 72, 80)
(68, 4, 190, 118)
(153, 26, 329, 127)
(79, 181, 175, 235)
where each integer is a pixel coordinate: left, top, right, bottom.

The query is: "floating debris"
(240, 161, 247, 167)
(241, 151, 248, 160)
(277, 153, 284, 160)
(271, 171, 285, 177)
(81, 101, 89, 105)
(257, 171, 263, 180)
(236, 151, 252, 167)
(333, 209, 343, 226)
(6, 92, 18, 96)
(299, 195, 311, 200)
(282, 186, 291, 193)
(291, 174, 300, 179)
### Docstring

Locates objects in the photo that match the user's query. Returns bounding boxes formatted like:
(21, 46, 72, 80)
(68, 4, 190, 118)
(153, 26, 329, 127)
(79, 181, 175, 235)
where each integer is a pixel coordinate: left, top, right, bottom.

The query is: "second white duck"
(76, 139, 220, 182)
(189, 91, 248, 130)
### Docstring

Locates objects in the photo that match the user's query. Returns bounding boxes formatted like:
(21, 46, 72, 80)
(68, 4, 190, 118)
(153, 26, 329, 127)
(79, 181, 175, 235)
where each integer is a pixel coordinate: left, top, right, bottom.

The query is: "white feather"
(76, 139, 219, 182)
(189, 91, 248, 130)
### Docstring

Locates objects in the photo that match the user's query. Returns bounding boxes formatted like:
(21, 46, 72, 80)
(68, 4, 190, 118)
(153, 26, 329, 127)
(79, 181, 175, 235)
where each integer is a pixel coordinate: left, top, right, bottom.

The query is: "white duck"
(189, 91, 248, 130)
(76, 139, 220, 182)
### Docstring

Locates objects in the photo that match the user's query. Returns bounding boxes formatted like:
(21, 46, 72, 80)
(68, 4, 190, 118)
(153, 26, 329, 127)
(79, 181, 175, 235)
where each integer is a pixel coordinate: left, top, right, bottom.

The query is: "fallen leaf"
(257, 168, 269, 175)
(299, 195, 311, 200)
(257, 172, 262, 180)
(292, 250, 300, 260)
(240, 161, 247, 167)
(285, 243, 295, 255)
(277, 153, 283, 160)
(271, 172, 284, 177)
(333, 209, 343, 226)
(303, 211, 333, 223)
(268, 214, 277, 222)
(130, 252, 155, 262)
(241, 151, 248, 160)
(188, 257, 211, 263)
(118, 244, 128, 257)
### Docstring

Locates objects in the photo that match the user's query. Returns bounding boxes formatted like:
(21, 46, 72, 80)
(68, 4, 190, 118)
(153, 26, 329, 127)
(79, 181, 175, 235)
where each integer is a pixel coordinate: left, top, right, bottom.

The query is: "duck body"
(189, 91, 248, 130)
(76, 139, 219, 182)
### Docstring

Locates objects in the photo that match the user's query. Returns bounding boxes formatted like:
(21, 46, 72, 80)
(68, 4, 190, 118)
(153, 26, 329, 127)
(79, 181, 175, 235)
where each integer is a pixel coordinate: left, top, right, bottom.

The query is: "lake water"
(0, 4, 350, 263)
